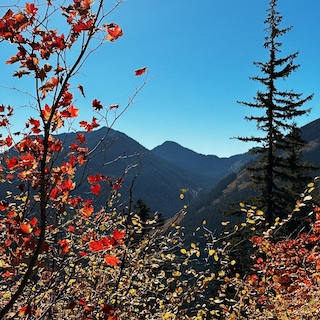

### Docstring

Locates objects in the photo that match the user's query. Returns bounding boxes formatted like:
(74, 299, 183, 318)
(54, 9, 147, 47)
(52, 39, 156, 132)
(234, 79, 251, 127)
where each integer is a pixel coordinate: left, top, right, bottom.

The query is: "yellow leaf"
(190, 243, 196, 249)
(202, 220, 207, 225)
(196, 250, 200, 257)
(172, 270, 181, 277)
(209, 249, 215, 256)
(221, 221, 230, 226)
(214, 254, 219, 261)
(256, 210, 264, 216)
(2, 292, 11, 299)
(307, 182, 314, 188)
(176, 286, 183, 294)
(239, 202, 245, 207)
(179, 193, 184, 200)
(180, 248, 187, 254)
(247, 218, 255, 224)
(218, 270, 225, 277)
(230, 260, 236, 265)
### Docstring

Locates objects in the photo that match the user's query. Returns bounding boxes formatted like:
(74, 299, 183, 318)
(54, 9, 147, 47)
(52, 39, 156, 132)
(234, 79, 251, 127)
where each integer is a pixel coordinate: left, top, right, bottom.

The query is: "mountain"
(76, 128, 219, 217)
(3, 127, 248, 219)
(152, 141, 253, 181)
(181, 118, 320, 233)
(65, 130, 253, 218)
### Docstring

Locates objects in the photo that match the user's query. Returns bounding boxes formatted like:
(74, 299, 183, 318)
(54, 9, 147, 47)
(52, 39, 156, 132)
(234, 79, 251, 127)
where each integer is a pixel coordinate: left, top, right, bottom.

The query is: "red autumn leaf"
(79, 120, 88, 128)
(29, 217, 38, 226)
(76, 133, 86, 144)
(60, 91, 73, 106)
(92, 99, 103, 110)
(18, 305, 33, 317)
(20, 222, 32, 234)
(28, 118, 40, 127)
(68, 225, 75, 233)
(113, 229, 125, 241)
(109, 104, 119, 110)
(77, 155, 86, 165)
(135, 67, 147, 76)
(25, 3, 38, 15)
(70, 143, 78, 150)
(41, 104, 52, 121)
(39, 77, 58, 95)
(31, 126, 41, 134)
(61, 105, 79, 118)
(112, 181, 122, 190)
(5, 135, 13, 147)
(104, 254, 120, 266)
(91, 117, 99, 128)
(88, 174, 107, 184)
(105, 23, 123, 41)
(0, 200, 9, 212)
(13, 70, 30, 78)
(68, 195, 82, 208)
(74, 19, 94, 33)
(89, 239, 104, 252)
(77, 85, 85, 97)
(79, 251, 88, 257)
(0, 118, 9, 127)
(59, 239, 69, 254)
(81, 200, 94, 218)
(102, 237, 111, 248)
(90, 184, 101, 195)
(2, 270, 12, 278)
(2, 9, 14, 21)
(61, 179, 75, 191)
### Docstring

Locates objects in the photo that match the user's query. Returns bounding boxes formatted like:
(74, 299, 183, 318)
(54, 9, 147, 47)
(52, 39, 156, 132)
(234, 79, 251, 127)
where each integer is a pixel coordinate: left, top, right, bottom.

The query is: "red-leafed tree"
(0, 1, 152, 319)
(0, 2, 226, 320)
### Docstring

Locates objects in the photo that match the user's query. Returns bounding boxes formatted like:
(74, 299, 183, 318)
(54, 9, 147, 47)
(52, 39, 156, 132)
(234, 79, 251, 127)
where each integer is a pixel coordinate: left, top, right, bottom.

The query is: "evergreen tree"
(238, 0, 313, 224)
(134, 199, 152, 222)
(279, 125, 316, 206)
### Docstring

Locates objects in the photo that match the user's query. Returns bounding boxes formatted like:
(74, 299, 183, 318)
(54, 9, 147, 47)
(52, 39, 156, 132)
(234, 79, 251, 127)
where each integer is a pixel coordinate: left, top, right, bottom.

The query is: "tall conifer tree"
(238, 0, 313, 224)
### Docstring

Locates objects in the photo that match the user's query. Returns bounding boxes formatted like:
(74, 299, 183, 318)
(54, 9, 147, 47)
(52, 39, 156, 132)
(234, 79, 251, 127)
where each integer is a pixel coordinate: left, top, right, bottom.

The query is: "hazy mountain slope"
(1, 127, 215, 218)
(182, 118, 320, 233)
(152, 141, 253, 180)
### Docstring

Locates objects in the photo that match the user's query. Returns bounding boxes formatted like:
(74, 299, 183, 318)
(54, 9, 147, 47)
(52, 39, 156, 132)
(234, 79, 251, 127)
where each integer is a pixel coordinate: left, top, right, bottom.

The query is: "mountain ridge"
(180, 117, 320, 232)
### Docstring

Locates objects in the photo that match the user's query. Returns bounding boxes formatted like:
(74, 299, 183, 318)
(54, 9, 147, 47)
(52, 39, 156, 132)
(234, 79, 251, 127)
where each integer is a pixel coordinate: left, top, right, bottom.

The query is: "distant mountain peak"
(152, 140, 252, 180)
(152, 141, 220, 159)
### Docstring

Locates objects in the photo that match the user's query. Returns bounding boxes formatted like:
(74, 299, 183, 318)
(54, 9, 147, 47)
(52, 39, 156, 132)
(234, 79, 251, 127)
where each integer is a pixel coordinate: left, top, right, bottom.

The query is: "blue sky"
(1, 0, 320, 157)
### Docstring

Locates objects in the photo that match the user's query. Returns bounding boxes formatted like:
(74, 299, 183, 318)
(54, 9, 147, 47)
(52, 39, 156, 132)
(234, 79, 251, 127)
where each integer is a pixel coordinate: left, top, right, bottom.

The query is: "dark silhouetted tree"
(238, 0, 313, 224)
